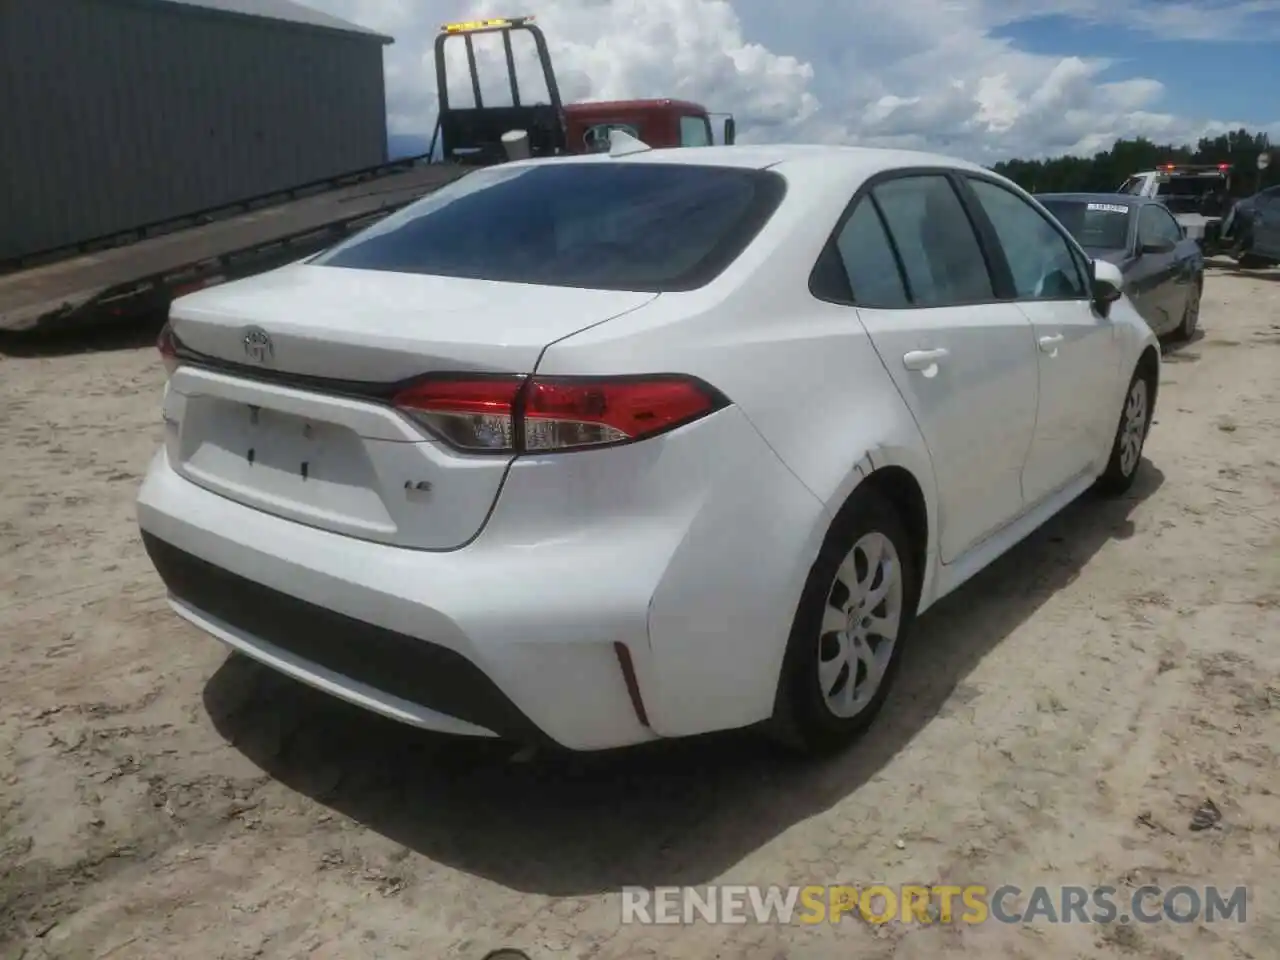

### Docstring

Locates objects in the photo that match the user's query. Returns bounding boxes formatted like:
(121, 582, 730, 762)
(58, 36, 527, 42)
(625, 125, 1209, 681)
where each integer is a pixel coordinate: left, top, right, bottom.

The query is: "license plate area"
(176, 397, 396, 536)
(239, 405, 333, 478)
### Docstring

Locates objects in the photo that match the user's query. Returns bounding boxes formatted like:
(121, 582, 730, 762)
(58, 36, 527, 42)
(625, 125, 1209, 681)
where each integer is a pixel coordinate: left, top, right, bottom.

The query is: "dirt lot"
(1, 265, 1278, 960)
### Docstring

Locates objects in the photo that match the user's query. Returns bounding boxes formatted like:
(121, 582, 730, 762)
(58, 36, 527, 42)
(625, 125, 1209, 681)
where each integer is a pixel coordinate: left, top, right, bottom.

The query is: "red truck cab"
(564, 99, 726, 152)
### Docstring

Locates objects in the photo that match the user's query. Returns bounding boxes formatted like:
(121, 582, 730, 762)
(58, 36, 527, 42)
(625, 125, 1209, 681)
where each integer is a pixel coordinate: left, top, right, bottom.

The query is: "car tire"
(1095, 366, 1153, 496)
(1174, 279, 1201, 341)
(1237, 253, 1269, 270)
(772, 485, 920, 756)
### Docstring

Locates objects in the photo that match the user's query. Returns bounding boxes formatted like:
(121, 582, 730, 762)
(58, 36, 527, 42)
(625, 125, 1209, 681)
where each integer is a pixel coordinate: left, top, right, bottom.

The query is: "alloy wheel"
(1119, 378, 1148, 478)
(818, 531, 903, 718)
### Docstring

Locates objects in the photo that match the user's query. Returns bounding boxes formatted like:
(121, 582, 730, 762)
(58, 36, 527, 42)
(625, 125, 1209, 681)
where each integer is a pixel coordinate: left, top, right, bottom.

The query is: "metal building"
(0, 0, 392, 260)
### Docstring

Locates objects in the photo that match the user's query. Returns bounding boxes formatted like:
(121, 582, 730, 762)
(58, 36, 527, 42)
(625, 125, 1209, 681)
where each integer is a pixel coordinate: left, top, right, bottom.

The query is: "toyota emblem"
(242, 326, 273, 364)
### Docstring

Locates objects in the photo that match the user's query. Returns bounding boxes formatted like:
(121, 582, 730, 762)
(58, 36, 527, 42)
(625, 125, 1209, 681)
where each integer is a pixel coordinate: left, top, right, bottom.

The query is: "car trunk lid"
(170, 262, 656, 381)
(164, 263, 657, 549)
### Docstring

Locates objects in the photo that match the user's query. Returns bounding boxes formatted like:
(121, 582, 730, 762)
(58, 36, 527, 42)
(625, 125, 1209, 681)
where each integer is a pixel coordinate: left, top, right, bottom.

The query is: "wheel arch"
(816, 446, 939, 613)
(768, 457, 934, 741)
(853, 465, 929, 603)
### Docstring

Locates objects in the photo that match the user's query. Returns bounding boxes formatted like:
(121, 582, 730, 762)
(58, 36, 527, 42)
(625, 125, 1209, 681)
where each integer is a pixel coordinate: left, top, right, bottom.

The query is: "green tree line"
(992, 128, 1275, 195)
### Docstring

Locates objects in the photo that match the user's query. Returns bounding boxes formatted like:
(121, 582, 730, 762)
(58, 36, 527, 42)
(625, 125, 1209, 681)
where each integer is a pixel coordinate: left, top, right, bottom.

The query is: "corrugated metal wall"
(0, 0, 389, 260)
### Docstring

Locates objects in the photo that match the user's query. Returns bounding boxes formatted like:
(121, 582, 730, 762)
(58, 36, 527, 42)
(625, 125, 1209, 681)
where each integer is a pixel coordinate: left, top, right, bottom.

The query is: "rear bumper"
(141, 531, 551, 743)
(137, 450, 659, 749)
(136, 403, 828, 750)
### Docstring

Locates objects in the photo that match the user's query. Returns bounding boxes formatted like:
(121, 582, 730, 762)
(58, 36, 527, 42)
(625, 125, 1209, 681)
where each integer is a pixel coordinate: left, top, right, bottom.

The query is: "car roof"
(1036, 192, 1147, 209)
(505, 143, 995, 180)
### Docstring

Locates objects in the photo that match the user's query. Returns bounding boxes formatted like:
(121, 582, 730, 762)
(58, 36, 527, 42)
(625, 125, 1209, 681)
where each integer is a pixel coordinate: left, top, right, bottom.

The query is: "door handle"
(1038, 334, 1064, 353)
(902, 348, 949, 371)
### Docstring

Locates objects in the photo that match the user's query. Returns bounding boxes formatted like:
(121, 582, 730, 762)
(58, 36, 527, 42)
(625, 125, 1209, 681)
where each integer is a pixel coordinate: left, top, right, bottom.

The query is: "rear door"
(961, 176, 1120, 505)
(1150, 204, 1201, 326)
(825, 173, 1039, 563)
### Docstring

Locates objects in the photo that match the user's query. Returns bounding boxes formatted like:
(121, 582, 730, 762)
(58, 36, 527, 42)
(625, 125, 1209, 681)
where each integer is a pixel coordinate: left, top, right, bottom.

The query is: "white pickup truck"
(1117, 164, 1234, 250)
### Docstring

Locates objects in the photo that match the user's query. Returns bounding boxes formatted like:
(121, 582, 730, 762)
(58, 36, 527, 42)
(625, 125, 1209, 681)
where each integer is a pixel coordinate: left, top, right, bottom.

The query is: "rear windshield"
(1039, 199, 1131, 253)
(313, 162, 786, 292)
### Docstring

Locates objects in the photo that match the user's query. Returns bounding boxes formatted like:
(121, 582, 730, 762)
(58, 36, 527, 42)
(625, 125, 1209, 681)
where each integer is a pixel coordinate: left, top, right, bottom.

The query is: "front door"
(1135, 204, 1184, 334)
(829, 174, 1040, 563)
(962, 176, 1120, 504)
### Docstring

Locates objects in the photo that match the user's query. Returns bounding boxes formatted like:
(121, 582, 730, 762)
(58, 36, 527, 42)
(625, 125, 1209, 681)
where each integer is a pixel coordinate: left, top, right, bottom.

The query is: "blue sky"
(319, 0, 1280, 163)
(995, 14, 1280, 128)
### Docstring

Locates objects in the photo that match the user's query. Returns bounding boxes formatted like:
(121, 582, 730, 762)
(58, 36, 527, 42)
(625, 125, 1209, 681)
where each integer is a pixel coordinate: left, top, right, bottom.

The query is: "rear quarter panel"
(533, 163, 938, 548)
(532, 169, 941, 734)
(535, 163, 941, 669)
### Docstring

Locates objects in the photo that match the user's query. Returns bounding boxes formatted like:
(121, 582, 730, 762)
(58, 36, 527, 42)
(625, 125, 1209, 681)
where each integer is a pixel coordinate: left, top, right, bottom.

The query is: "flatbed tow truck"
(1117, 162, 1235, 252)
(0, 15, 734, 334)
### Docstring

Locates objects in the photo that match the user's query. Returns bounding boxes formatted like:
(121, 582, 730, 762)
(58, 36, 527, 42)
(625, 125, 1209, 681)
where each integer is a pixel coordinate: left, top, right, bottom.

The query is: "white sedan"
(137, 143, 1159, 754)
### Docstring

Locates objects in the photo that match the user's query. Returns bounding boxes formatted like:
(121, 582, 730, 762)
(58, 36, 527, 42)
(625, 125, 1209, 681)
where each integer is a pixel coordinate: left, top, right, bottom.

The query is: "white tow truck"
(1117, 163, 1235, 251)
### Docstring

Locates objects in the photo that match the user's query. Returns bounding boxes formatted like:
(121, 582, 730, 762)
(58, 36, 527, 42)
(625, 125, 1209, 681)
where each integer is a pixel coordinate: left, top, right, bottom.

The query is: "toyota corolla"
(138, 144, 1160, 754)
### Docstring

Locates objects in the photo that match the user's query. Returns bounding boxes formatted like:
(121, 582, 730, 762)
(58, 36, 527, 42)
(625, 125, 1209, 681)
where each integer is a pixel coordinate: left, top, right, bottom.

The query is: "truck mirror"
(723, 117, 736, 146)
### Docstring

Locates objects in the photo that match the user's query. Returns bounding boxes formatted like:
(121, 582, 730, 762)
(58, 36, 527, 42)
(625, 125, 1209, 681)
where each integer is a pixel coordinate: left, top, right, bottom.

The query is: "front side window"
(1138, 205, 1183, 248)
(1154, 206, 1184, 244)
(679, 115, 713, 147)
(967, 179, 1088, 300)
(870, 175, 994, 307)
(314, 162, 786, 292)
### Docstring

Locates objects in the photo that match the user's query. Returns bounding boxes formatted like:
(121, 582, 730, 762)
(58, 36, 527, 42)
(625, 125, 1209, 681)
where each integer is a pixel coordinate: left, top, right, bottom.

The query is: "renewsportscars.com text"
(620, 884, 1248, 926)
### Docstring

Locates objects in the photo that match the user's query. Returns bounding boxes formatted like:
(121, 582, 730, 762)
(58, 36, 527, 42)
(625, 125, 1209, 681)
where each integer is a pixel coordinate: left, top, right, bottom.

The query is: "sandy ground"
(1, 264, 1277, 960)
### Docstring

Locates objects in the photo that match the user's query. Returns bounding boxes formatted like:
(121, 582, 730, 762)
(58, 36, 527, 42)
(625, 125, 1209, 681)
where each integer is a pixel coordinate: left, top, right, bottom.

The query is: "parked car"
(1219, 184, 1280, 268)
(138, 144, 1160, 755)
(1037, 193, 1204, 340)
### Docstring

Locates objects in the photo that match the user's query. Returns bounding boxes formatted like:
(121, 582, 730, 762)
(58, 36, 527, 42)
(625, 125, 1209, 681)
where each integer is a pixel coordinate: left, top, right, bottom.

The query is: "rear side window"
(871, 176, 994, 307)
(314, 163, 786, 292)
(827, 199, 910, 308)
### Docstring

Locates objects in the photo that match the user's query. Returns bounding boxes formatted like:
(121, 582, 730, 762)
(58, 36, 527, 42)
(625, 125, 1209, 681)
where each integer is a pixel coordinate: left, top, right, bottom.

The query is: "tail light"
(157, 321, 180, 378)
(392, 374, 728, 454)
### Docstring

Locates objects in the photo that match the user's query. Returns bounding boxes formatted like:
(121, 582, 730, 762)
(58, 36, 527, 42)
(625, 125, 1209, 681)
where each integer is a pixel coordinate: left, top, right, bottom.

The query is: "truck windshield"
(1157, 176, 1223, 198)
(1156, 174, 1228, 215)
(313, 162, 786, 292)
(1039, 199, 1131, 253)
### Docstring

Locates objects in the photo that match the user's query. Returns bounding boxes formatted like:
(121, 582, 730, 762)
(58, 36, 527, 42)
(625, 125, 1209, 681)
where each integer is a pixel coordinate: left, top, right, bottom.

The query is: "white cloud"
(311, 0, 1280, 162)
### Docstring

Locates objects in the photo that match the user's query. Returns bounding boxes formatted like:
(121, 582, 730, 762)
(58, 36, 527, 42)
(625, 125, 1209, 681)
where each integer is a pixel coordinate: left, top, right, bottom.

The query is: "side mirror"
(723, 117, 736, 146)
(1091, 259, 1124, 314)
(1141, 239, 1174, 254)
